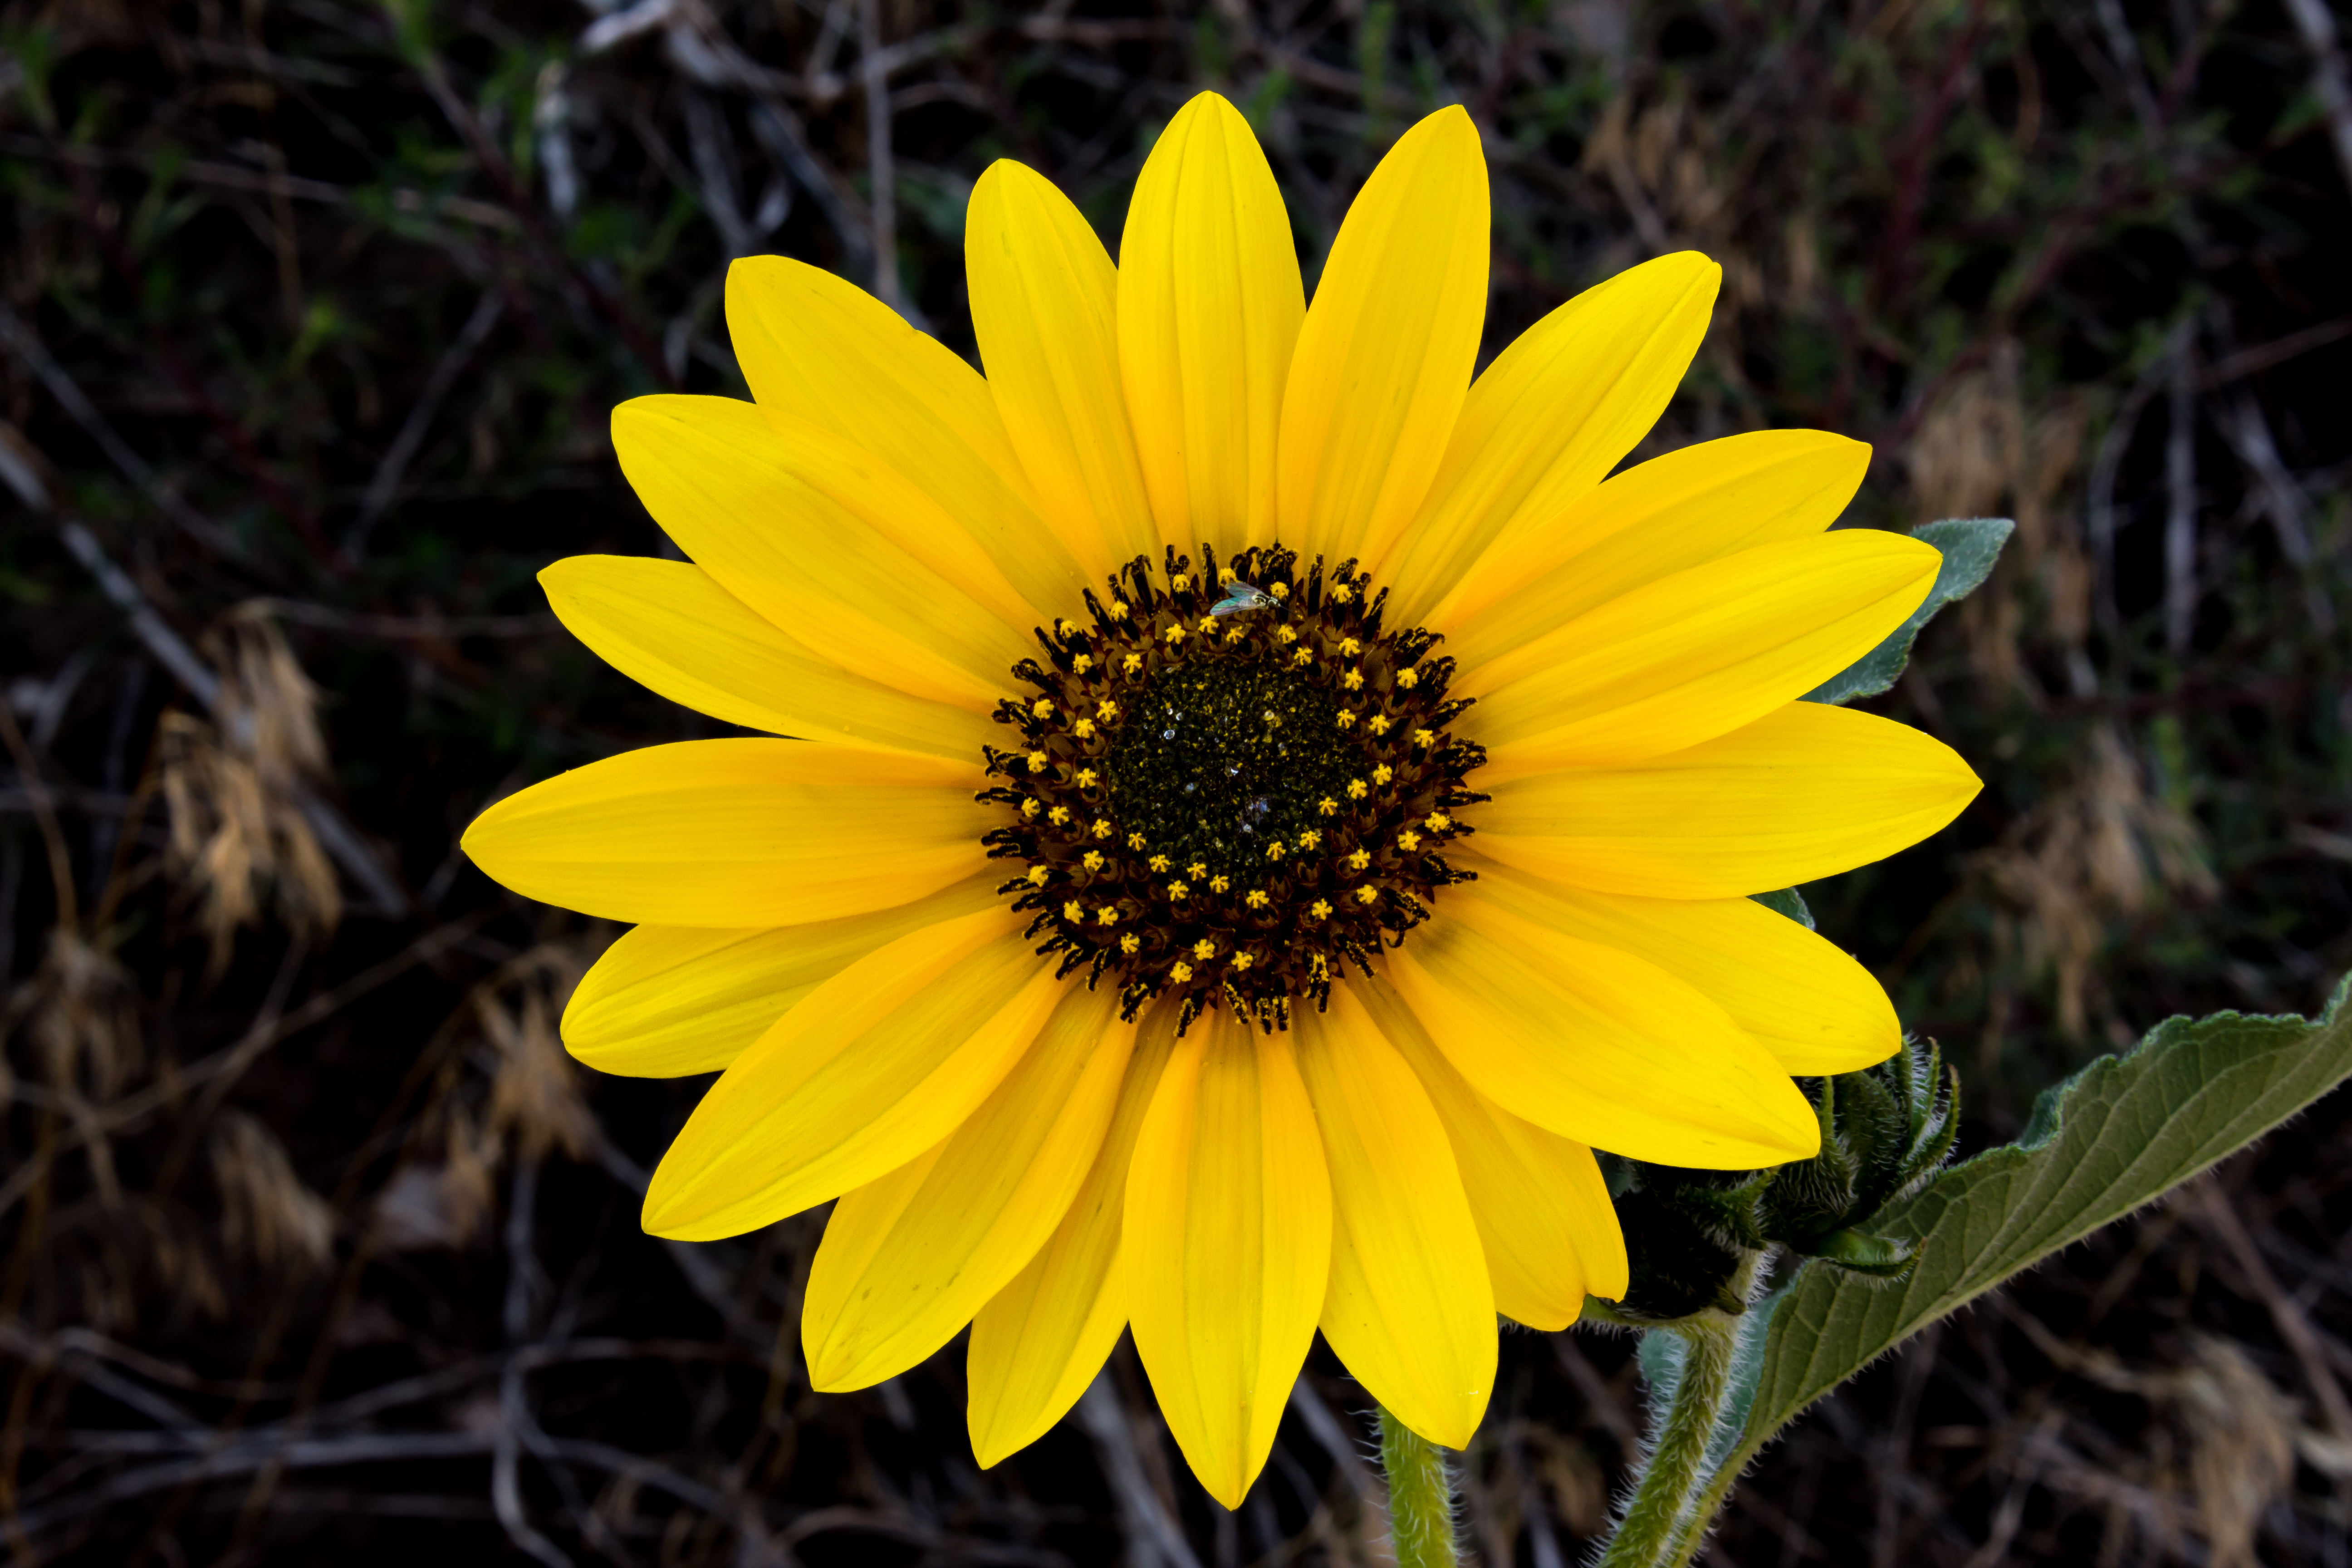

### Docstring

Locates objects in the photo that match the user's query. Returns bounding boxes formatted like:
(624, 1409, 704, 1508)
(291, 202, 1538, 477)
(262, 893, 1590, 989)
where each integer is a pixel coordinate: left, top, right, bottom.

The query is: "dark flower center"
(977, 544, 1487, 1032)
(1101, 661, 1351, 882)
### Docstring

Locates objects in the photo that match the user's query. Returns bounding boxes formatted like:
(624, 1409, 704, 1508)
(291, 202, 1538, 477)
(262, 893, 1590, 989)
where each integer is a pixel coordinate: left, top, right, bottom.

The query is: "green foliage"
(1605, 1040, 1960, 1319)
(1803, 517, 2014, 705)
(1749, 887, 1813, 929)
(1674, 980, 2352, 1555)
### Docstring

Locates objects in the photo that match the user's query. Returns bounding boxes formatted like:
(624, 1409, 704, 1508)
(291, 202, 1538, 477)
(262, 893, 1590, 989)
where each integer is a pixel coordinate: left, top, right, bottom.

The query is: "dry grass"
(0, 0, 2347, 1562)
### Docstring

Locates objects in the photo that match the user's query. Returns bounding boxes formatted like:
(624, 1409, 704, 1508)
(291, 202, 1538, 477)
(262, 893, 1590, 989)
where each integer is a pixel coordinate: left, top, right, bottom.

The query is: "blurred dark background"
(1, 0, 2349, 1562)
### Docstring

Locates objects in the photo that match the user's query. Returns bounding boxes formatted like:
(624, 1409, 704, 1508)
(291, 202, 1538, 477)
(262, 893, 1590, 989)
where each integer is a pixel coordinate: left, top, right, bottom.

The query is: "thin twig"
(1075, 1374, 1203, 1568)
(344, 288, 506, 559)
(0, 304, 244, 561)
(56, 522, 412, 917)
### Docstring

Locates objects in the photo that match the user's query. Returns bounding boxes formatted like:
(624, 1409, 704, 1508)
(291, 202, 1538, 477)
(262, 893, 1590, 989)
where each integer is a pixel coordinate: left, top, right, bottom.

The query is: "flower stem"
(1594, 1314, 1741, 1568)
(1378, 1405, 1459, 1568)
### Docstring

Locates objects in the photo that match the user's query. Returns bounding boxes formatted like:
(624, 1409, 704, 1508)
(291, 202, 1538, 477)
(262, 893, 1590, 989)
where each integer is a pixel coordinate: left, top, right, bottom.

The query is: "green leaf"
(1750, 886, 1813, 929)
(1803, 517, 2013, 705)
(1704, 980, 2352, 1505)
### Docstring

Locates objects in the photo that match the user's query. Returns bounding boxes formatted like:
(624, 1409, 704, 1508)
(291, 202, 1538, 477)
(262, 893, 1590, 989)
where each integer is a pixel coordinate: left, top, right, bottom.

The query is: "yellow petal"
(1455, 853, 1900, 1077)
(460, 740, 983, 927)
(967, 161, 1158, 575)
(1126, 1011, 1331, 1508)
(560, 876, 1004, 1078)
(1464, 530, 1941, 772)
(612, 394, 1033, 710)
(541, 555, 994, 762)
(1352, 975, 1627, 1320)
(1118, 92, 1304, 561)
(1385, 883, 1819, 1168)
(801, 982, 1131, 1390)
(1277, 107, 1487, 571)
(968, 1004, 1179, 1467)
(1296, 989, 1494, 1447)
(1430, 429, 1870, 662)
(1382, 252, 1720, 622)
(643, 906, 1059, 1240)
(725, 257, 1093, 617)
(1475, 702, 1983, 899)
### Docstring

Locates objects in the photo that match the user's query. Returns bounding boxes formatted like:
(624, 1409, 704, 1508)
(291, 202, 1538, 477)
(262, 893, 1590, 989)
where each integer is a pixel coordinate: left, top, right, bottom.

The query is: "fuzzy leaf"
(1710, 980, 2352, 1492)
(1750, 887, 1814, 929)
(1803, 517, 2013, 705)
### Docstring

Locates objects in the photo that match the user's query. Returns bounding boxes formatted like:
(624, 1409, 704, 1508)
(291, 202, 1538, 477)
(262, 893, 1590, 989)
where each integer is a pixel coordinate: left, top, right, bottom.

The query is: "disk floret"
(979, 544, 1486, 1030)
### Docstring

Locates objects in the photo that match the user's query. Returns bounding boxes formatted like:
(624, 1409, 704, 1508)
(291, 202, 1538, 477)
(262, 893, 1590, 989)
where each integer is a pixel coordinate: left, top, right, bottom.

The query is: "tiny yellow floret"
(1026, 750, 1050, 773)
(1074, 719, 1098, 740)
(1170, 961, 1193, 983)
(1266, 840, 1287, 861)
(1367, 715, 1391, 735)
(1122, 653, 1144, 675)
(1318, 796, 1339, 816)
(1097, 700, 1121, 722)
(1343, 670, 1364, 691)
(1231, 953, 1254, 972)
(1062, 900, 1084, 922)
(1026, 865, 1050, 886)
(1310, 899, 1332, 920)
(1108, 599, 1130, 620)
(1187, 862, 1208, 880)
(1073, 653, 1094, 674)
(1021, 798, 1041, 818)
(1338, 637, 1361, 656)
(1397, 831, 1423, 852)
(1269, 582, 1289, 599)
(1336, 711, 1356, 729)
(1413, 727, 1436, 747)
(1426, 812, 1452, 832)
(1032, 698, 1055, 719)
(1119, 934, 1140, 954)
(1075, 767, 1098, 787)
(1097, 906, 1120, 926)
(1347, 779, 1368, 800)
(1210, 875, 1231, 894)
(1347, 848, 1372, 871)
(1372, 764, 1394, 785)
(1047, 804, 1071, 826)
(1127, 832, 1147, 850)
(1245, 889, 1270, 909)
(1193, 939, 1216, 962)
(1148, 854, 1171, 872)
(1169, 880, 1190, 900)
(1083, 851, 1104, 871)
(1092, 819, 1114, 839)
(1354, 885, 1380, 905)
(1397, 668, 1419, 690)
(1331, 584, 1353, 604)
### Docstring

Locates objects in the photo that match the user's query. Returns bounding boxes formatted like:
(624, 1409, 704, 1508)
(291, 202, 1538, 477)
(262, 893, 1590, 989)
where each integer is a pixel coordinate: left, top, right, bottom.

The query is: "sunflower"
(461, 93, 1980, 1506)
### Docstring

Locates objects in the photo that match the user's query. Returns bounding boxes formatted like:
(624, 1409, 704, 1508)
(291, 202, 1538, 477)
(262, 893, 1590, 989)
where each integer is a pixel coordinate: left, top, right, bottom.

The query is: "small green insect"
(1208, 580, 1278, 617)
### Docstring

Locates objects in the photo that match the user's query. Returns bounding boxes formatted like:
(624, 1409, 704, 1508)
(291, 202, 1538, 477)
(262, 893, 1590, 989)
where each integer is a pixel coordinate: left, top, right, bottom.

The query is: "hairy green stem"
(1377, 1405, 1458, 1568)
(1594, 1315, 1741, 1568)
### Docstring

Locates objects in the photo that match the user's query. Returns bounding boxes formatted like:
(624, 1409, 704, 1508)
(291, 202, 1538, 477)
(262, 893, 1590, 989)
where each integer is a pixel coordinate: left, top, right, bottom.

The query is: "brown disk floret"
(977, 544, 1487, 1032)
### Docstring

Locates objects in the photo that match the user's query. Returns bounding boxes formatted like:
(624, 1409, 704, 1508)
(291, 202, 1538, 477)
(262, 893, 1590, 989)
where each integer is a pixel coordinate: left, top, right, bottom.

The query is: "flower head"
(462, 92, 1979, 1507)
